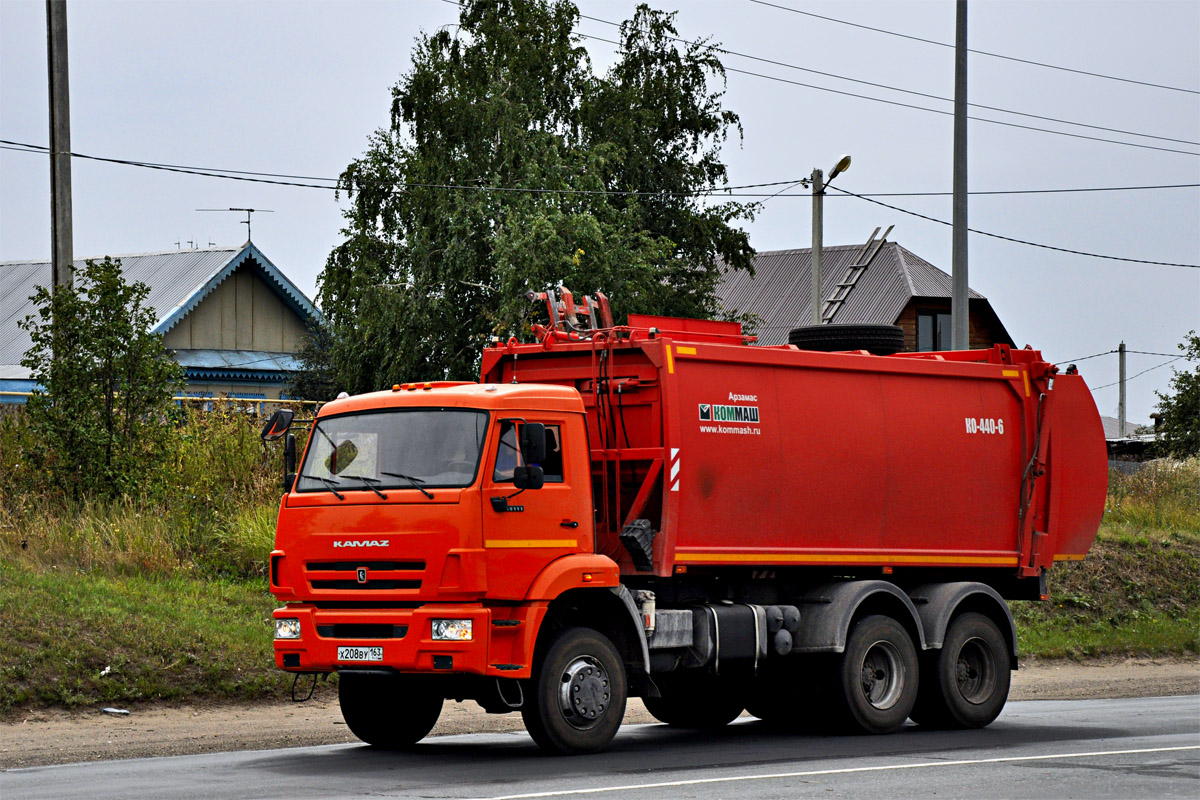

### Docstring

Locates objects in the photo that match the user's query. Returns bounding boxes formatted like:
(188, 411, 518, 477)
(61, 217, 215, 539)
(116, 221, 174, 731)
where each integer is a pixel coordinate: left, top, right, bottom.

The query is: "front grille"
(304, 559, 425, 592)
(311, 579, 420, 590)
(316, 624, 409, 639)
(307, 560, 424, 571)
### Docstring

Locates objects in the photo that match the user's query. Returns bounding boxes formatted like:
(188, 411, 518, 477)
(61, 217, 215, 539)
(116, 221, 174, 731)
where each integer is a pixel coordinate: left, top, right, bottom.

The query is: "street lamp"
(809, 155, 852, 325)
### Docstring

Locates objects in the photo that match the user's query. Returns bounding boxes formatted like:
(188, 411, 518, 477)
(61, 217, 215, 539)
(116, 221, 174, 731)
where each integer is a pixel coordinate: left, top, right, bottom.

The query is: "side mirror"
(513, 465, 544, 490)
(520, 422, 547, 464)
(283, 433, 296, 491)
(261, 409, 294, 441)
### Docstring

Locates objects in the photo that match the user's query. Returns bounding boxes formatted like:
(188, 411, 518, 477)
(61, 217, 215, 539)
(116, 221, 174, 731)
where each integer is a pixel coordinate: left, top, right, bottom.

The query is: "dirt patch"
(3, 656, 1196, 770)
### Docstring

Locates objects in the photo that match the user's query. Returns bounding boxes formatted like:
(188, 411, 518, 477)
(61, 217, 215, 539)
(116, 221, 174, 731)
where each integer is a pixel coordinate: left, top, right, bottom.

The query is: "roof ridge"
(755, 244, 862, 257)
(0, 245, 240, 266)
(891, 241, 918, 296)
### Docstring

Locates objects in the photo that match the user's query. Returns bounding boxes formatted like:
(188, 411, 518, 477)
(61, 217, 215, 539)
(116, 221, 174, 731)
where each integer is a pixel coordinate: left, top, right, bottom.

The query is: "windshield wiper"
(305, 475, 345, 500)
(343, 475, 388, 500)
(381, 471, 434, 499)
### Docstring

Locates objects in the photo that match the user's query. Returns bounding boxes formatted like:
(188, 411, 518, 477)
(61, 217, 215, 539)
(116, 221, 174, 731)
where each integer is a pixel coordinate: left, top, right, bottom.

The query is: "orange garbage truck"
(264, 288, 1106, 754)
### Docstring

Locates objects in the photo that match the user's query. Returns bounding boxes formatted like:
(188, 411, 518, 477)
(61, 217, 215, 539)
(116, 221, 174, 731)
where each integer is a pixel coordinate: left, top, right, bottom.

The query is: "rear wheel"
(521, 628, 627, 754)
(644, 673, 745, 728)
(338, 671, 443, 748)
(911, 612, 1010, 729)
(829, 615, 918, 734)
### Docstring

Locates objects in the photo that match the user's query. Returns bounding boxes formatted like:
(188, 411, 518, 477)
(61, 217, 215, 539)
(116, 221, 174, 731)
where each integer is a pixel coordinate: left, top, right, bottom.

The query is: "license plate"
(337, 646, 383, 662)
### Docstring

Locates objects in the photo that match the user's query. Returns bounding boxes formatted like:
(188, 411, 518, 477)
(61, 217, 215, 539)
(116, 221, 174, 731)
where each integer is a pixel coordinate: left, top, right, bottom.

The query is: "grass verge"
(0, 565, 285, 713)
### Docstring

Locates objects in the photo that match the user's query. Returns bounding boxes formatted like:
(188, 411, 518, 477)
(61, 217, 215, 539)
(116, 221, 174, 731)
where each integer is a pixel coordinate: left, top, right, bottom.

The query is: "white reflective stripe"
(670, 447, 679, 458)
(671, 480, 679, 492)
(670, 459, 680, 480)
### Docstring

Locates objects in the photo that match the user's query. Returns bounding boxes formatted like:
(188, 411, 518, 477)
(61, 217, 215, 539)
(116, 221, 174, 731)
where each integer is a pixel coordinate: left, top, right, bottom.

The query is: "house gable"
(162, 262, 308, 352)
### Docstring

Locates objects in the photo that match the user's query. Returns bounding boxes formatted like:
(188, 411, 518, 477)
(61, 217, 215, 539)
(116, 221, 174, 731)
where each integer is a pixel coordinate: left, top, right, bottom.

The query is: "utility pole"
(807, 155, 851, 326)
(1118, 340, 1127, 437)
(47, 0, 73, 289)
(810, 167, 825, 326)
(950, 0, 969, 350)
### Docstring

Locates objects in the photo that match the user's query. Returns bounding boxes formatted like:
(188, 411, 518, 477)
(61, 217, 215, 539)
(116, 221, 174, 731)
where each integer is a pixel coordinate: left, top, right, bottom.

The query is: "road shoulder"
(3, 655, 1197, 770)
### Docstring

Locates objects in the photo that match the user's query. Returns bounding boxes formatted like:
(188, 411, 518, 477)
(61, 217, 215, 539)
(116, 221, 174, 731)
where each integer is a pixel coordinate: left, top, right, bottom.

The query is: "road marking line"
(471, 745, 1200, 799)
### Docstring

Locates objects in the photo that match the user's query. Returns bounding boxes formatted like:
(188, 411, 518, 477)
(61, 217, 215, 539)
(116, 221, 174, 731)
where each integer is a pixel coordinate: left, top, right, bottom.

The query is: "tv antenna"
(196, 207, 274, 241)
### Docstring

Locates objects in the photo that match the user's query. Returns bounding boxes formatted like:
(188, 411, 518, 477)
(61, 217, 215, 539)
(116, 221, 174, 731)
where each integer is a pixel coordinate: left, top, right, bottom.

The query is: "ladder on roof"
(821, 224, 893, 324)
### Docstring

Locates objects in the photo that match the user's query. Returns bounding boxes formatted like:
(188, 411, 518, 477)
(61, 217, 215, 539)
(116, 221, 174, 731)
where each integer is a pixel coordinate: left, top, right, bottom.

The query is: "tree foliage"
(1152, 331, 1200, 458)
(310, 0, 755, 395)
(19, 258, 183, 497)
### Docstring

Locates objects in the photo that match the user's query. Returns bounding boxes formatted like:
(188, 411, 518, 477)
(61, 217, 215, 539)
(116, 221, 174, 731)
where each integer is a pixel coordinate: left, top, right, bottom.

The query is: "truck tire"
(829, 615, 918, 734)
(787, 324, 904, 355)
(643, 674, 745, 729)
(338, 671, 443, 748)
(521, 627, 627, 755)
(910, 612, 1011, 729)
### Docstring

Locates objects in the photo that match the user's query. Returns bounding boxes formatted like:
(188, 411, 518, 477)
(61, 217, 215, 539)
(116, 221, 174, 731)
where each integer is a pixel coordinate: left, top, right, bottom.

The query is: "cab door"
(482, 415, 590, 599)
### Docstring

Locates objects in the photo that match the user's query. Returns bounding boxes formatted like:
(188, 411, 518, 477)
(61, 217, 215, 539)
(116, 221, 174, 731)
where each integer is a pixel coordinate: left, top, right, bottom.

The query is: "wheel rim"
(954, 637, 998, 705)
(557, 655, 611, 730)
(858, 640, 905, 710)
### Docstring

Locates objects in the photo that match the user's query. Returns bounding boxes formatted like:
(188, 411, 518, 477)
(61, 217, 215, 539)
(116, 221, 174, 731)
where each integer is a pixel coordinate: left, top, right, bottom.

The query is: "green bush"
(19, 258, 184, 498)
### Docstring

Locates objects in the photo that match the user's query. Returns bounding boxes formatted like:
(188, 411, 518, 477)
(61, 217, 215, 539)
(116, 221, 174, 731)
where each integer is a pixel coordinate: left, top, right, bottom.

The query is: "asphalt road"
(3, 695, 1197, 800)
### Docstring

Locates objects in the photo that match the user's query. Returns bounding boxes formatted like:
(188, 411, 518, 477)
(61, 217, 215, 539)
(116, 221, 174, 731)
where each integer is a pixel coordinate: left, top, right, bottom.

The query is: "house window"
(917, 311, 952, 351)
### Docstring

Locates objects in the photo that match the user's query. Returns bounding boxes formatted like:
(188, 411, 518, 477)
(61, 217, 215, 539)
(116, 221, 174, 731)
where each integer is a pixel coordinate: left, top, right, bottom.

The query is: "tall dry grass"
(0, 406, 298, 578)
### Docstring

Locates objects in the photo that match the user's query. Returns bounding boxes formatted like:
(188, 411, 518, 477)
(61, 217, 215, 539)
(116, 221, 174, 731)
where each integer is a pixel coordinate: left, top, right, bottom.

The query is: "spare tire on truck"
(788, 324, 904, 355)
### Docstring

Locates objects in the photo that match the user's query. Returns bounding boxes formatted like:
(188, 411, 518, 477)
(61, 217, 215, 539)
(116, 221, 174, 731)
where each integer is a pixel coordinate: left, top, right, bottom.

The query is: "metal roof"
(0, 243, 320, 371)
(717, 241, 1006, 346)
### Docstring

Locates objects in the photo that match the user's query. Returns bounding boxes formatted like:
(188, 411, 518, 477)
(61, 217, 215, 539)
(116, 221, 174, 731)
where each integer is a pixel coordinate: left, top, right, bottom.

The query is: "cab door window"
(493, 421, 563, 483)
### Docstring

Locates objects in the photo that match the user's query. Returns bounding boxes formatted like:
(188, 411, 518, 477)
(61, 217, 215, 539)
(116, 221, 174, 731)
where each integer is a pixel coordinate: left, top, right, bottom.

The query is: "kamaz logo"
(332, 540, 389, 548)
(698, 404, 759, 423)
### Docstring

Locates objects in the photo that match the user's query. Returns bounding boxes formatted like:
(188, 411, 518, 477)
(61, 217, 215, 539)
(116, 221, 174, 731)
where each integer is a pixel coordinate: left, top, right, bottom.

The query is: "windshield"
(296, 409, 488, 494)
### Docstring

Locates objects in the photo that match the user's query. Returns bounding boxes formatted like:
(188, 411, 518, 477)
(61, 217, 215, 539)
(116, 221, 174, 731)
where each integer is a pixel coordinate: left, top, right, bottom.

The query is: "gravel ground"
(2, 655, 1197, 769)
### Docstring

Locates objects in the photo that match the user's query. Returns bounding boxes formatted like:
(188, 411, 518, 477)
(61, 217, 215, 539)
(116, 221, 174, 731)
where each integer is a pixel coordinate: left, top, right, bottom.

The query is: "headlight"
(275, 618, 302, 639)
(431, 619, 473, 641)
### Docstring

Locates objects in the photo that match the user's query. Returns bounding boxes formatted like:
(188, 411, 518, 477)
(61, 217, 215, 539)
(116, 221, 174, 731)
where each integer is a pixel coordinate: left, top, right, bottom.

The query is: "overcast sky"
(1, 0, 1197, 421)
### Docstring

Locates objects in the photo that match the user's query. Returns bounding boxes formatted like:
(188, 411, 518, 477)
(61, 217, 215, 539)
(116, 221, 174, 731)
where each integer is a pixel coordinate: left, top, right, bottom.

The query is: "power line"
(827, 185, 1200, 268)
(746, 0, 1199, 95)
(5, 140, 1197, 268)
(1054, 351, 1115, 365)
(442, 2, 1199, 153)
(573, 21, 1197, 146)
(715, 61, 1199, 158)
(5, 141, 1194, 199)
(1053, 349, 1199, 365)
(1127, 349, 1198, 359)
(1091, 357, 1187, 390)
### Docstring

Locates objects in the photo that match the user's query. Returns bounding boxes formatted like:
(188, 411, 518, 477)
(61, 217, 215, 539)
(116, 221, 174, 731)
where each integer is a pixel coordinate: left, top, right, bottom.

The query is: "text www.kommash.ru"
(699, 425, 761, 435)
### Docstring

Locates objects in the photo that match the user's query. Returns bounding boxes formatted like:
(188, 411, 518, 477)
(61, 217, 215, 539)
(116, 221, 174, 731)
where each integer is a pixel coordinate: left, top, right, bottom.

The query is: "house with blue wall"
(0, 242, 321, 403)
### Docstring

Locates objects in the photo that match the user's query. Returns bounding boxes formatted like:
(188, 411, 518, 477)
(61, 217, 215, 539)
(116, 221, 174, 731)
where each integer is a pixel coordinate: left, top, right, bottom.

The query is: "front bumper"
(273, 604, 493, 675)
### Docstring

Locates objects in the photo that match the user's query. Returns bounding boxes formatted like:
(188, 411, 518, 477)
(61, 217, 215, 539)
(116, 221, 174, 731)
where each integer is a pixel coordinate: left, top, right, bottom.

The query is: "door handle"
(560, 520, 579, 528)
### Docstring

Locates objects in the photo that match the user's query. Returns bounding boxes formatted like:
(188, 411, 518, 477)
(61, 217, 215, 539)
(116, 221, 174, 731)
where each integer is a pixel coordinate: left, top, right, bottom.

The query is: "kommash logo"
(698, 397, 760, 423)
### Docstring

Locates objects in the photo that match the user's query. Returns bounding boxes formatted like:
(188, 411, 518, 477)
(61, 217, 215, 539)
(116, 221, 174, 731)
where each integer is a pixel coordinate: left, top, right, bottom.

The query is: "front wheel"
(338, 671, 443, 748)
(830, 615, 919, 734)
(911, 612, 1011, 729)
(522, 628, 628, 755)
